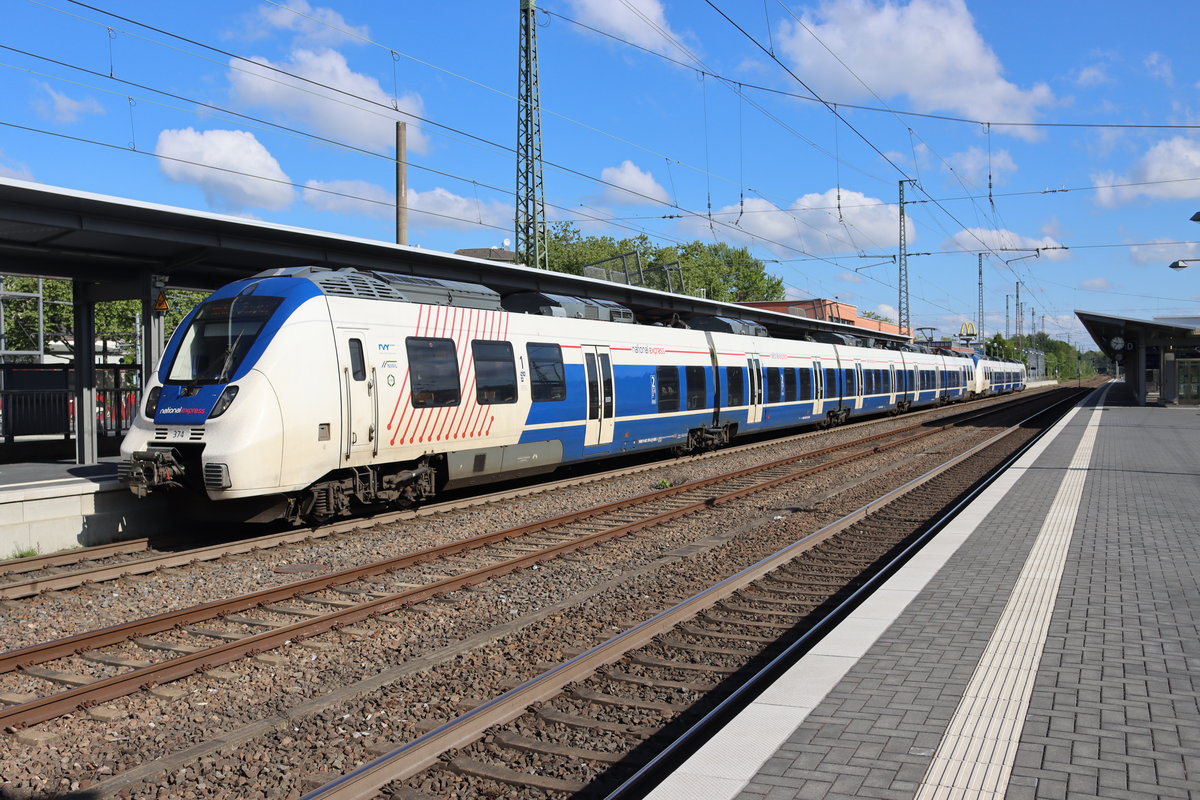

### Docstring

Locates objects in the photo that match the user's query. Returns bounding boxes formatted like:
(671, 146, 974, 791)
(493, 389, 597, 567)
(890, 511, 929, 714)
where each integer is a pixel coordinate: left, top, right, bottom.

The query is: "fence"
(0, 364, 141, 443)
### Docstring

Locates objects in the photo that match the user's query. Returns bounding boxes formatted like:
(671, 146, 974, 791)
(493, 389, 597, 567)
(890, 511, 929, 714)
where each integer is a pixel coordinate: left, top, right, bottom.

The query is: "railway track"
(0, 385, 1090, 799)
(0, 388, 1053, 731)
(0, 386, 1056, 601)
(307, 387, 1089, 799)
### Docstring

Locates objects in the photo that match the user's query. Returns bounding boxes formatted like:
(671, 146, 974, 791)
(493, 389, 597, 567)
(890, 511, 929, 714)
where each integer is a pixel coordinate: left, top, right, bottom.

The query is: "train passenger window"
(799, 368, 813, 401)
(766, 367, 783, 403)
(845, 369, 857, 396)
(600, 353, 614, 417)
(585, 354, 600, 419)
(864, 370, 875, 395)
(406, 337, 460, 408)
(883, 371, 891, 393)
(348, 339, 366, 381)
(472, 340, 517, 405)
(527, 343, 566, 402)
(686, 366, 707, 410)
(824, 368, 838, 398)
(725, 366, 744, 406)
(784, 368, 797, 402)
(657, 366, 680, 413)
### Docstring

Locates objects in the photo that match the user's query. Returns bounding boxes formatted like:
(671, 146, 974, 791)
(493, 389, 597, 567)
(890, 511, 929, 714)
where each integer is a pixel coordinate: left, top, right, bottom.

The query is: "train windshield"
(166, 295, 283, 384)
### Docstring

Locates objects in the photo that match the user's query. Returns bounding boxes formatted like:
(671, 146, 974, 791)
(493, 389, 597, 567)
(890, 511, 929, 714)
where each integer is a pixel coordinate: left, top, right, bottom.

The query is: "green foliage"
(654, 478, 672, 489)
(544, 222, 785, 303)
(861, 310, 894, 323)
(984, 331, 1099, 380)
(10, 545, 39, 559)
(0, 275, 207, 365)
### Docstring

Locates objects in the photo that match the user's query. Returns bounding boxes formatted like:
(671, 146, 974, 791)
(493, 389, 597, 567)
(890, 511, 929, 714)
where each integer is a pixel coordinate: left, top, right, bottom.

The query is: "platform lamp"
(1168, 259, 1200, 270)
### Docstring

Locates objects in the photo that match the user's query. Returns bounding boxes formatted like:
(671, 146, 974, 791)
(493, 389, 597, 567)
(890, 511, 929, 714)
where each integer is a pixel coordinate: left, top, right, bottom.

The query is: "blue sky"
(2, 0, 1198, 347)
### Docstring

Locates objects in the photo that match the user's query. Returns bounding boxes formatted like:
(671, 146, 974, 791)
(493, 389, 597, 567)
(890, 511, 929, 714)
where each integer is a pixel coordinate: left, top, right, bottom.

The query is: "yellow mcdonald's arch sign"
(958, 320, 977, 338)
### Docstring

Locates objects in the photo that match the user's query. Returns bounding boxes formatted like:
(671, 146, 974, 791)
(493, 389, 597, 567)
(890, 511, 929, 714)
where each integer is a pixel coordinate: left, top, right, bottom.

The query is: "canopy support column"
(72, 279, 98, 465)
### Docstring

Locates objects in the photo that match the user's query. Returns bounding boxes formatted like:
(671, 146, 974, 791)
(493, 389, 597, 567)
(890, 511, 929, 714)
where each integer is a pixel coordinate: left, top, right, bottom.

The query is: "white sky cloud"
(599, 160, 670, 205)
(1144, 52, 1173, 84)
(0, 149, 33, 180)
(776, 0, 1053, 139)
(303, 178, 393, 218)
(1075, 65, 1108, 87)
(1129, 239, 1199, 267)
(942, 227, 1069, 260)
(564, 0, 691, 58)
(249, 0, 370, 46)
(406, 186, 510, 232)
(32, 82, 104, 123)
(945, 146, 1017, 186)
(1081, 277, 1113, 291)
(303, 179, 510, 232)
(229, 48, 427, 153)
(156, 128, 294, 211)
(681, 188, 904, 258)
(1094, 137, 1200, 207)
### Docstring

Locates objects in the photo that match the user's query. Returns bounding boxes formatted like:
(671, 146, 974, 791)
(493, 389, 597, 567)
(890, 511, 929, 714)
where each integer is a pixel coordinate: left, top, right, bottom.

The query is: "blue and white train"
(119, 267, 1025, 523)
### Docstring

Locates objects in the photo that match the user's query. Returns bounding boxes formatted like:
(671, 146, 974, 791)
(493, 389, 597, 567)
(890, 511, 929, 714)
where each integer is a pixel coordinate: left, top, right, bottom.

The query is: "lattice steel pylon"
(516, 0, 549, 270)
(898, 179, 914, 337)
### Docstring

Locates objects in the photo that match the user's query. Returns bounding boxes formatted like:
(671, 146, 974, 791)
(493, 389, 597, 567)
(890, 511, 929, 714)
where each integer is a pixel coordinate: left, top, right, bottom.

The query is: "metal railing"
(0, 364, 141, 442)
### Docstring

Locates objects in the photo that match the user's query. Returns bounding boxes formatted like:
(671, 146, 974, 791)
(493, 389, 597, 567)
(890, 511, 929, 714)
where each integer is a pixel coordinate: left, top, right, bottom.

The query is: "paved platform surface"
(652, 381, 1200, 800)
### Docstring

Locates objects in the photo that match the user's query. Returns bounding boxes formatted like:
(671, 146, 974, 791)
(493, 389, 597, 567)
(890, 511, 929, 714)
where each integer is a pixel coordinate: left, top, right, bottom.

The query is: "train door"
(888, 365, 897, 403)
(336, 329, 377, 460)
(812, 360, 825, 417)
(746, 355, 763, 424)
(582, 345, 615, 446)
(854, 363, 864, 411)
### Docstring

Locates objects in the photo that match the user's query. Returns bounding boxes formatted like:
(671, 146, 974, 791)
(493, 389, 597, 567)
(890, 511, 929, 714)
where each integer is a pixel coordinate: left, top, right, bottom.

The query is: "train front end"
(119, 275, 321, 515)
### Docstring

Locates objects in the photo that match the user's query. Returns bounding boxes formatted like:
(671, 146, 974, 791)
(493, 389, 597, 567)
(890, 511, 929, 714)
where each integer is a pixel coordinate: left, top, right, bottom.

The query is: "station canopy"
(0, 177, 908, 344)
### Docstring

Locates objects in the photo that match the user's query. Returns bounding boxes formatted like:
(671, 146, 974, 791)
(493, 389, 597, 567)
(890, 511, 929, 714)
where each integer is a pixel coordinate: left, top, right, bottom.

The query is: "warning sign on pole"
(154, 291, 170, 313)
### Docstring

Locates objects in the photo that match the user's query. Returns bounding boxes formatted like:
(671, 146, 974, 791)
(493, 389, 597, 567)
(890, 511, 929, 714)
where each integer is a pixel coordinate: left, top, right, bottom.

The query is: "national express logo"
(160, 407, 207, 414)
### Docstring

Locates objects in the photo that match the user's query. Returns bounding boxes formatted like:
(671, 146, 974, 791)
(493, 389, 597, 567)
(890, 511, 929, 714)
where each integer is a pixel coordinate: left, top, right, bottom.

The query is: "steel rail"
(0, 390, 1058, 731)
(0, 388, 1036, 674)
(0, 527, 335, 600)
(601, 386, 1095, 799)
(0, 538, 152, 577)
(0, 387, 1052, 596)
(299, 388, 1087, 799)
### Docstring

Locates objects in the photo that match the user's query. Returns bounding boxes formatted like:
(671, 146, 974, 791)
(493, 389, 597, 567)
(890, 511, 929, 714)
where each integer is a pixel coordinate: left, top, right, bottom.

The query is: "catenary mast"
(516, 0, 549, 270)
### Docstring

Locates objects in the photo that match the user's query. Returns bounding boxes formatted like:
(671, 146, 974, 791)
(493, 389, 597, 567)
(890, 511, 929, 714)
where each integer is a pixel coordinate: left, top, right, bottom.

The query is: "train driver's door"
(745, 355, 763, 424)
(337, 329, 377, 461)
(583, 345, 614, 446)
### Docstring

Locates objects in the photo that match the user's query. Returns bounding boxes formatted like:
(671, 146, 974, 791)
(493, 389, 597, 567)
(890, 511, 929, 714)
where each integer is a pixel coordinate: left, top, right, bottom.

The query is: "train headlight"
(209, 385, 239, 419)
(143, 386, 161, 419)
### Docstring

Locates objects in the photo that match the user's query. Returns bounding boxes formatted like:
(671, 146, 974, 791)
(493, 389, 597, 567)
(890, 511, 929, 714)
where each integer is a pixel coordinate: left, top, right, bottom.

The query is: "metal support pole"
(396, 122, 408, 246)
(1005, 295, 1010, 339)
(1015, 282, 1022, 347)
(977, 253, 984, 346)
(141, 273, 166, 392)
(898, 179, 913, 337)
(72, 279, 98, 465)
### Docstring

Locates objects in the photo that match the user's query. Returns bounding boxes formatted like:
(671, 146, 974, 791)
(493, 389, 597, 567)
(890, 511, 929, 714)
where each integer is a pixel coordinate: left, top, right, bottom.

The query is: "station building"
(1077, 309, 1200, 405)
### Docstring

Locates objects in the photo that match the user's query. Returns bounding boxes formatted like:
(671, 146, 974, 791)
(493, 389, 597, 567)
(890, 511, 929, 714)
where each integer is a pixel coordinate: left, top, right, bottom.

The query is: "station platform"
(0, 457, 163, 559)
(651, 380, 1200, 800)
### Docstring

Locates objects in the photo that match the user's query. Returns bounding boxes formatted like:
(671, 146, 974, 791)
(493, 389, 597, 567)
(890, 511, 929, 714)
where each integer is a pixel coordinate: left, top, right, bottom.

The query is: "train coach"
(119, 266, 1024, 524)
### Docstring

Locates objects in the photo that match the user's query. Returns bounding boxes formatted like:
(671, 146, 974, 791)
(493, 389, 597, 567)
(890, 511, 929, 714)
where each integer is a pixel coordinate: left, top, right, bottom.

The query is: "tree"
(861, 310, 894, 324)
(0, 275, 207, 364)
(544, 223, 785, 303)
